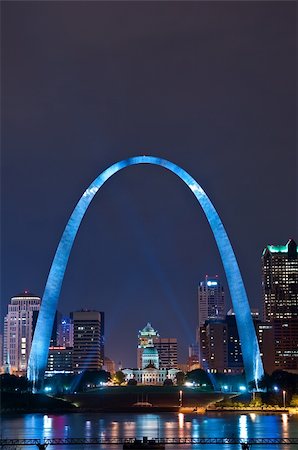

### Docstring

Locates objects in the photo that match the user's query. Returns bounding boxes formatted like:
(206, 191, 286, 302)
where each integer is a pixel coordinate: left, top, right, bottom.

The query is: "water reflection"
(281, 413, 289, 435)
(2, 412, 297, 449)
(239, 415, 248, 440)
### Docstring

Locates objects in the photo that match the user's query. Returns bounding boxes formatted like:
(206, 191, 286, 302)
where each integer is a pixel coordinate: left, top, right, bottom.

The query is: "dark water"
(1, 412, 298, 449)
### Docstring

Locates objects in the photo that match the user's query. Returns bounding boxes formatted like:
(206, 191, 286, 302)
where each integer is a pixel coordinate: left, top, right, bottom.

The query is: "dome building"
(142, 346, 159, 369)
(123, 323, 179, 385)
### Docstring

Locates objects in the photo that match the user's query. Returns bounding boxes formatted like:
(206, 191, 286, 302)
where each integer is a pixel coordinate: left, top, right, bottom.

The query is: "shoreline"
(2, 407, 298, 415)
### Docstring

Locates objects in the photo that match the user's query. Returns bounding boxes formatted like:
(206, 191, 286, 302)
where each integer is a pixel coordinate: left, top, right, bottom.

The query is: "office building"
(262, 239, 298, 373)
(198, 275, 225, 326)
(46, 346, 73, 375)
(58, 316, 74, 348)
(271, 319, 298, 372)
(262, 239, 298, 321)
(199, 319, 228, 374)
(3, 291, 41, 374)
(199, 310, 261, 375)
(154, 338, 178, 369)
(71, 310, 104, 372)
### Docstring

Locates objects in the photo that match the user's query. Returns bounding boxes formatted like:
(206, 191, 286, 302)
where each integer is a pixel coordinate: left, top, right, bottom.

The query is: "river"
(1, 412, 298, 449)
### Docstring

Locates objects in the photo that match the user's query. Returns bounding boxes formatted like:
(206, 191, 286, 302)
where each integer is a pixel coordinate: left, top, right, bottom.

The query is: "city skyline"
(2, 2, 296, 367)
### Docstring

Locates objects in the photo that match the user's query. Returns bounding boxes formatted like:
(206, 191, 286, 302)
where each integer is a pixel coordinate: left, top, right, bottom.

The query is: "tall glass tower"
(198, 275, 225, 326)
(262, 239, 298, 321)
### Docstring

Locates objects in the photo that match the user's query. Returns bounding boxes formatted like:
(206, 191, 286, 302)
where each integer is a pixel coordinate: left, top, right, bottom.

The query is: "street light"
(282, 390, 286, 409)
(179, 390, 183, 408)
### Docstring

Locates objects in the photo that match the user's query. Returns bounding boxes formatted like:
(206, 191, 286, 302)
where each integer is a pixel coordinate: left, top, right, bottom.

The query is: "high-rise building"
(46, 346, 73, 375)
(3, 291, 41, 374)
(262, 239, 298, 373)
(199, 310, 261, 375)
(71, 310, 104, 372)
(226, 312, 244, 373)
(198, 275, 225, 326)
(199, 319, 228, 373)
(262, 239, 298, 321)
(154, 338, 178, 369)
(58, 316, 74, 348)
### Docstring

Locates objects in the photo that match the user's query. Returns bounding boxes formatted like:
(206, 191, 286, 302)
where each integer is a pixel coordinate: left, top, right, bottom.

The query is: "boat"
(123, 437, 165, 449)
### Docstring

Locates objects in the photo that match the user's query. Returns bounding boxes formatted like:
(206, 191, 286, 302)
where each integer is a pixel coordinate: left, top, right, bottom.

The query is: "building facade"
(71, 310, 104, 372)
(46, 346, 73, 375)
(57, 316, 74, 348)
(262, 239, 298, 373)
(199, 310, 261, 375)
(198, 275, 225, 326)
(154, 338, 178, 369)
(137, 323, 178, 369)
(3, 291, 41, 374)
(137, 322, 159, 368)
(124, 344, 178, 385)
(262, 239, 298, 321)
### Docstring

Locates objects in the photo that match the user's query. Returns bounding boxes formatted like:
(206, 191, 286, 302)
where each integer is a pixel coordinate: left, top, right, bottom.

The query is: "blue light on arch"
(28, 156, 264, 385)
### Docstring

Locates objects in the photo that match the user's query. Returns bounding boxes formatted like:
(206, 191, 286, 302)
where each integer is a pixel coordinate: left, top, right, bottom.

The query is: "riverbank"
(2, 388, 297, 415)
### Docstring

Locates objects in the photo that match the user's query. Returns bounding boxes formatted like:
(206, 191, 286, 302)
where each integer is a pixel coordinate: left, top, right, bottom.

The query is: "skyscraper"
(262, 239, 298, 321)
(57, 316, 74, 348)
(154, 338, 178, 369)
(71, 310, 104, 372)
(197, 276, 225, 366)
(198, 275, 225, 326)
(3, 291, 41, 374)
(262, 239, 298, 372)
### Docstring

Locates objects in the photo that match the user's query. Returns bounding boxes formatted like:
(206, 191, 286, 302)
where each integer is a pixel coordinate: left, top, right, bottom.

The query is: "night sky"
(1, 2, 296, 367)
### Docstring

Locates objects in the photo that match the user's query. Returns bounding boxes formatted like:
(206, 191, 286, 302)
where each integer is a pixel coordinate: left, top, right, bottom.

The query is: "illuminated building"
(262, 239, 298, 321)
(200, 310, 262, 375)
(123, 322, 179, 384)
(262, 239, 298, 372)
(124, 344, 178, 385)
(155, 338, 178, 369)
(3, 291, 41, 374)
(46, 346, 73, 375)
(137, 323, 159, 368)
(71, 310, 104, 372)
(199, 319, 228, 373)
(58, 316, 73, 348)
(197, 276, 225, 367)
(28, 156, 263, 386)
(137, 323, 177, 369)
(272, 319, 298, 371)
(198, 275, 225, 326)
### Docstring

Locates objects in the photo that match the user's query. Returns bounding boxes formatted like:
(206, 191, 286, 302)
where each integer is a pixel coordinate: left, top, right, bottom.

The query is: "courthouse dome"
(143, 346, 158, 356)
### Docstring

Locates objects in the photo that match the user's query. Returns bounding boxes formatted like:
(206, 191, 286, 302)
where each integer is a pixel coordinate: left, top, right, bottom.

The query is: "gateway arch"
(28, 156, 264, 385)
